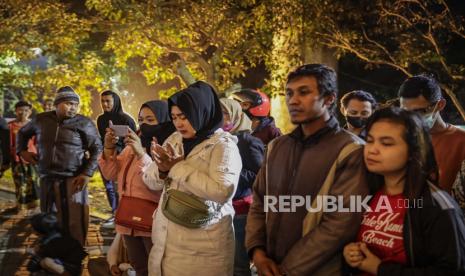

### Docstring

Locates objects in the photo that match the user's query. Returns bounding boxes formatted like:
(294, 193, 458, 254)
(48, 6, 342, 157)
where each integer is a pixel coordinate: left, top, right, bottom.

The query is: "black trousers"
(40, 176, 89, 246)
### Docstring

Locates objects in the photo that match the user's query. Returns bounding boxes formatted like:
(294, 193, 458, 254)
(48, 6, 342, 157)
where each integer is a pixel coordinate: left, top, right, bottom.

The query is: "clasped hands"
(343, 242, 381, 275)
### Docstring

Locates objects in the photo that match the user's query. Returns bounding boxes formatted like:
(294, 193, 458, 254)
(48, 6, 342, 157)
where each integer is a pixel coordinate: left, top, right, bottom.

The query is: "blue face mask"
(422, 103, 439, 130)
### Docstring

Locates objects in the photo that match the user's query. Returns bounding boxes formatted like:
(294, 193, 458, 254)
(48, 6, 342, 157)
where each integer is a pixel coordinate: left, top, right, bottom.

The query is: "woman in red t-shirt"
(343, 107, 465, 275)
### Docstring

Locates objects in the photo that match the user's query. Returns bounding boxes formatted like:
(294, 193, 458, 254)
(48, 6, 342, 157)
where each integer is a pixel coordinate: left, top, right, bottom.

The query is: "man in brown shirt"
(399, 74, 465, 192)
(246, 64, 368, 275)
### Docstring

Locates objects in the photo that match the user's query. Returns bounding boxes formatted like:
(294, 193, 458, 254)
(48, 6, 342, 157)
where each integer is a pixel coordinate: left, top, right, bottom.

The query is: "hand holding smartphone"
(109, 121, 129, 137)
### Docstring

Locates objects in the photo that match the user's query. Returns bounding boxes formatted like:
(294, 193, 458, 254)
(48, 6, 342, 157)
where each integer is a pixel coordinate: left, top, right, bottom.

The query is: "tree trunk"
(0, 89, 4, 117)
(441, 85, 465, 121)
(302, 46, 338, 71)
(176, 59, 196, 86)
(223, 83, 242, 96)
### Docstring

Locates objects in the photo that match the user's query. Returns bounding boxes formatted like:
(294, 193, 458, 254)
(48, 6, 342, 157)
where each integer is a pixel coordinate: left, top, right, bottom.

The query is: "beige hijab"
(220, 98, 252, 134)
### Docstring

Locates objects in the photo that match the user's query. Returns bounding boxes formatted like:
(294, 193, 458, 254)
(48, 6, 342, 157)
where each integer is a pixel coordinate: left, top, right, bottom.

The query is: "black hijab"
(139, 100, 175, 154)
(168, 81, 223, 157)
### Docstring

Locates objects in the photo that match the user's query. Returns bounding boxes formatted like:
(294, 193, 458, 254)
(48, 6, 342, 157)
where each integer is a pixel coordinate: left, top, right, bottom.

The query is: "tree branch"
(441, 84, 465, 120)
(361, 27, 398, 65)
(175, 57, 196, 85)
(380, 1, 465, 82)
(437, 0, 465, 39)
(318, 30, 412, 77)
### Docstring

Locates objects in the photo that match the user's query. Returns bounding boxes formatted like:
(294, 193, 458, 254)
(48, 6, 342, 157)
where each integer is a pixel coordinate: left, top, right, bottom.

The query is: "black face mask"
(346, 116, 368, 129)
(140, 123, 161, 139)
(139, 123, 163, 153)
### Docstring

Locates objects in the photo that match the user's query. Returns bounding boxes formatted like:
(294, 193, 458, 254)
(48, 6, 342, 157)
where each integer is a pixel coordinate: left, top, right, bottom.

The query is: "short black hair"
(398, 74, 443, 103)
(286, 64, 338, 109)
(341, 90, 377, 109)
(15, 100, 32, 109)
(101, 90, 116, 97)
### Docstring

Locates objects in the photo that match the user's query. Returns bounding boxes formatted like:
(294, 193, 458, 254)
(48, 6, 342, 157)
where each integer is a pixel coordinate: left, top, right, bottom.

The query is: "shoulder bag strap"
(121, 154, 135, 194)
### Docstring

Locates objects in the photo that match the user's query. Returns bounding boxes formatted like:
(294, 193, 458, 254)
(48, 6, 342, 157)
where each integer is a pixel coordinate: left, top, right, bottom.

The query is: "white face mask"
(422, 102, 439, 130)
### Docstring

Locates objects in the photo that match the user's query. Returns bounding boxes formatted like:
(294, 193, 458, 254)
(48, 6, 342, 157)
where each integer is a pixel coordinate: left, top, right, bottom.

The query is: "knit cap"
(54, 86, 80, 105)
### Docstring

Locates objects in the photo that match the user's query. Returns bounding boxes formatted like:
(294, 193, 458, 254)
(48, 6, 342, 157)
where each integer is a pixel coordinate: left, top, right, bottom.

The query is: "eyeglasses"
(410, 102, 438, 115)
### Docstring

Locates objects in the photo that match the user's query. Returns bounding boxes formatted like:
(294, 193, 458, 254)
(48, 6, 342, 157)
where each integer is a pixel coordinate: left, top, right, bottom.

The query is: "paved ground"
(0, 190, 115, 276)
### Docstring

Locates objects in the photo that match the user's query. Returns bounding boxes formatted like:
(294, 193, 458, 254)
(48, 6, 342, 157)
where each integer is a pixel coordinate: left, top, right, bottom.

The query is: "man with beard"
(246, 64, 368, 275)
(17, 86, 102, 245)
(97, 90, 136, 228)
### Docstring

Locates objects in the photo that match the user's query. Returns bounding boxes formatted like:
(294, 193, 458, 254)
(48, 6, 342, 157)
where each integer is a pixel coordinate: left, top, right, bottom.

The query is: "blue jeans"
(100, 170, 118, 213)
(234, 214, 251, 276)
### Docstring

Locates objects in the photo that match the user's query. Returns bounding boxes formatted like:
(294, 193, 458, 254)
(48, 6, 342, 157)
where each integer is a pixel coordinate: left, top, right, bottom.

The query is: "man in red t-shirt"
(399, 75, 465, 193)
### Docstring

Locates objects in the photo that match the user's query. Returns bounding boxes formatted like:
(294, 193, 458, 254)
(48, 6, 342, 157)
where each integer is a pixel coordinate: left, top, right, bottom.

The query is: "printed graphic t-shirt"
(356, 190, 407, 274)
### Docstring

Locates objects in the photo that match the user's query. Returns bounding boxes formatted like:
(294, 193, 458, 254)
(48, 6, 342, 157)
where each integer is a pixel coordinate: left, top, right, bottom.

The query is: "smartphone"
(110, 124, 129, 137)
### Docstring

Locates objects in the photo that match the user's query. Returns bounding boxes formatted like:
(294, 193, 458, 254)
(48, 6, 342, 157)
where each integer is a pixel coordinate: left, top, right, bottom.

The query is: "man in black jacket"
(96, 90, 136, 228)
(17, 86, 102, 245)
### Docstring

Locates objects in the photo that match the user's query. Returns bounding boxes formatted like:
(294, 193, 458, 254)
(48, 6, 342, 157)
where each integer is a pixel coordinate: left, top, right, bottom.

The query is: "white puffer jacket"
(142, 129, 242, 276)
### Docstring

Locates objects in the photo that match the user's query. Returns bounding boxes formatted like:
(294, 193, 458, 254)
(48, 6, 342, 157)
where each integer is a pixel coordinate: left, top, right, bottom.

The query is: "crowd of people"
(0, 63, 464, 275)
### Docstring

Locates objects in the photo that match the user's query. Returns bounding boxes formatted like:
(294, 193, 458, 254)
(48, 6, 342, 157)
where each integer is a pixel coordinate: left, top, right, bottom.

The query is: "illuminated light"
(270, 94, 294, 134)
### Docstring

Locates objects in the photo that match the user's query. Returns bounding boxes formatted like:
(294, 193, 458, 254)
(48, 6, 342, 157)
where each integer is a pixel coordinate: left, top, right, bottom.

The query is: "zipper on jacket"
(51, 123, 60, 166)
(269, 142, 304, 254)
(170, 192, 209, 213)
(407, 210, 415, 266)
(288, 142, 305, 196)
